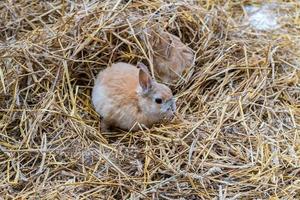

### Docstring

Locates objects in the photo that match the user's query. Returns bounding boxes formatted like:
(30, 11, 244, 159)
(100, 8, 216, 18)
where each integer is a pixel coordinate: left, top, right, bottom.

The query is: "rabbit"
(92, 62, 176, 131)
(144, 28, 195, 84)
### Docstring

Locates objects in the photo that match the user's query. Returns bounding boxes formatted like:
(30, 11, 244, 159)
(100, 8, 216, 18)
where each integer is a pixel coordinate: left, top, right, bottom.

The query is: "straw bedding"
(0, 0, 299, 199)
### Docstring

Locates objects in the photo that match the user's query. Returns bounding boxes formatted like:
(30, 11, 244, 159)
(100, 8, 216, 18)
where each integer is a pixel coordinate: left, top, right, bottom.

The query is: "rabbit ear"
(162, 33, 172, 58)
(154, 33, 172, 58)
(139, 68, 152, 93)
(164, 39, 172, 58)
(137, 62, 150, 74)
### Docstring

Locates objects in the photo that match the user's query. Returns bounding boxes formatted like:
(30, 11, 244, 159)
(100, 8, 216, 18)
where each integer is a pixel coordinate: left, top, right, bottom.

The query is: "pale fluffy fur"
(92, 62, 175, 131)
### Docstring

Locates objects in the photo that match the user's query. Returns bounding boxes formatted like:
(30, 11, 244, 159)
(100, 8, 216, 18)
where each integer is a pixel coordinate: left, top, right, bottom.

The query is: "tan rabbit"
(146, 29, 194, 84)
(92, 62, 176, 131)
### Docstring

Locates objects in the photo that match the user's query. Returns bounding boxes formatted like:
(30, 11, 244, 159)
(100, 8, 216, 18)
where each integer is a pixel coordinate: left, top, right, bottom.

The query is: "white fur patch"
(92, 82, 114, 116)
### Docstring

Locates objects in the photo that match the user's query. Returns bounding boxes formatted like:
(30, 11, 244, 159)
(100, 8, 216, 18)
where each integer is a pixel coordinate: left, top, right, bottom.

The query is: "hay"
(0, 0, 299, 199)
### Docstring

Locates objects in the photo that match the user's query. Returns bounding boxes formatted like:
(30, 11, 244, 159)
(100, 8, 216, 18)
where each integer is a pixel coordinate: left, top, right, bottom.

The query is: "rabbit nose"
(167, 102, 176, 113)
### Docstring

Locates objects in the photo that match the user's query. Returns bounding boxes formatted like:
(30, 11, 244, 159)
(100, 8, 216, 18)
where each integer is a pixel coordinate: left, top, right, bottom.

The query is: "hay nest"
(1, 0, 299, 199)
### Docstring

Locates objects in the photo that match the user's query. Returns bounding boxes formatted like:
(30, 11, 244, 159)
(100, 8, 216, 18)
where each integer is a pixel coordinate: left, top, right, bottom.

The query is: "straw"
(0, 0, 299, 199)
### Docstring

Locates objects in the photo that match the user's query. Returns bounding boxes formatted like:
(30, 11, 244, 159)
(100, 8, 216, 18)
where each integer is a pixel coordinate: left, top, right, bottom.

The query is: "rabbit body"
(92, 62, 176, 131)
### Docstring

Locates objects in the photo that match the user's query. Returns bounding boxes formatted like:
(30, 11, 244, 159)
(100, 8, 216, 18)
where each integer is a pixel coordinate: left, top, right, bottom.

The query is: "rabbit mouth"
(161, 99, 176, 112)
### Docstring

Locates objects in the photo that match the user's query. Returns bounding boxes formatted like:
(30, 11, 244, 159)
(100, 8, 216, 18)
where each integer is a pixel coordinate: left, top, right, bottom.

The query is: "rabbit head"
(145, 28, 194, 84)
(137, 64, 176, 121)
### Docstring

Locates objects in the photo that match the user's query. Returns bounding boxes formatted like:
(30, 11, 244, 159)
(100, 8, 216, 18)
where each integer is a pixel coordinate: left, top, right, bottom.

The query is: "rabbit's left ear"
(139, 68, 152, 93)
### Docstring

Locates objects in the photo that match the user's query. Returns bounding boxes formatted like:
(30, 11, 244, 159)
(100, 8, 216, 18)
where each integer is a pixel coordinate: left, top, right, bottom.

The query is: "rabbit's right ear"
(137, 62, 150, 74)
(139, 69, 152, 93)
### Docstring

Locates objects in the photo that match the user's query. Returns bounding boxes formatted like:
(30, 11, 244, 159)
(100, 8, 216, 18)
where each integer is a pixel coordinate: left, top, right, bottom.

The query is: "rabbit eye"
(155, 98, 163, 104)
